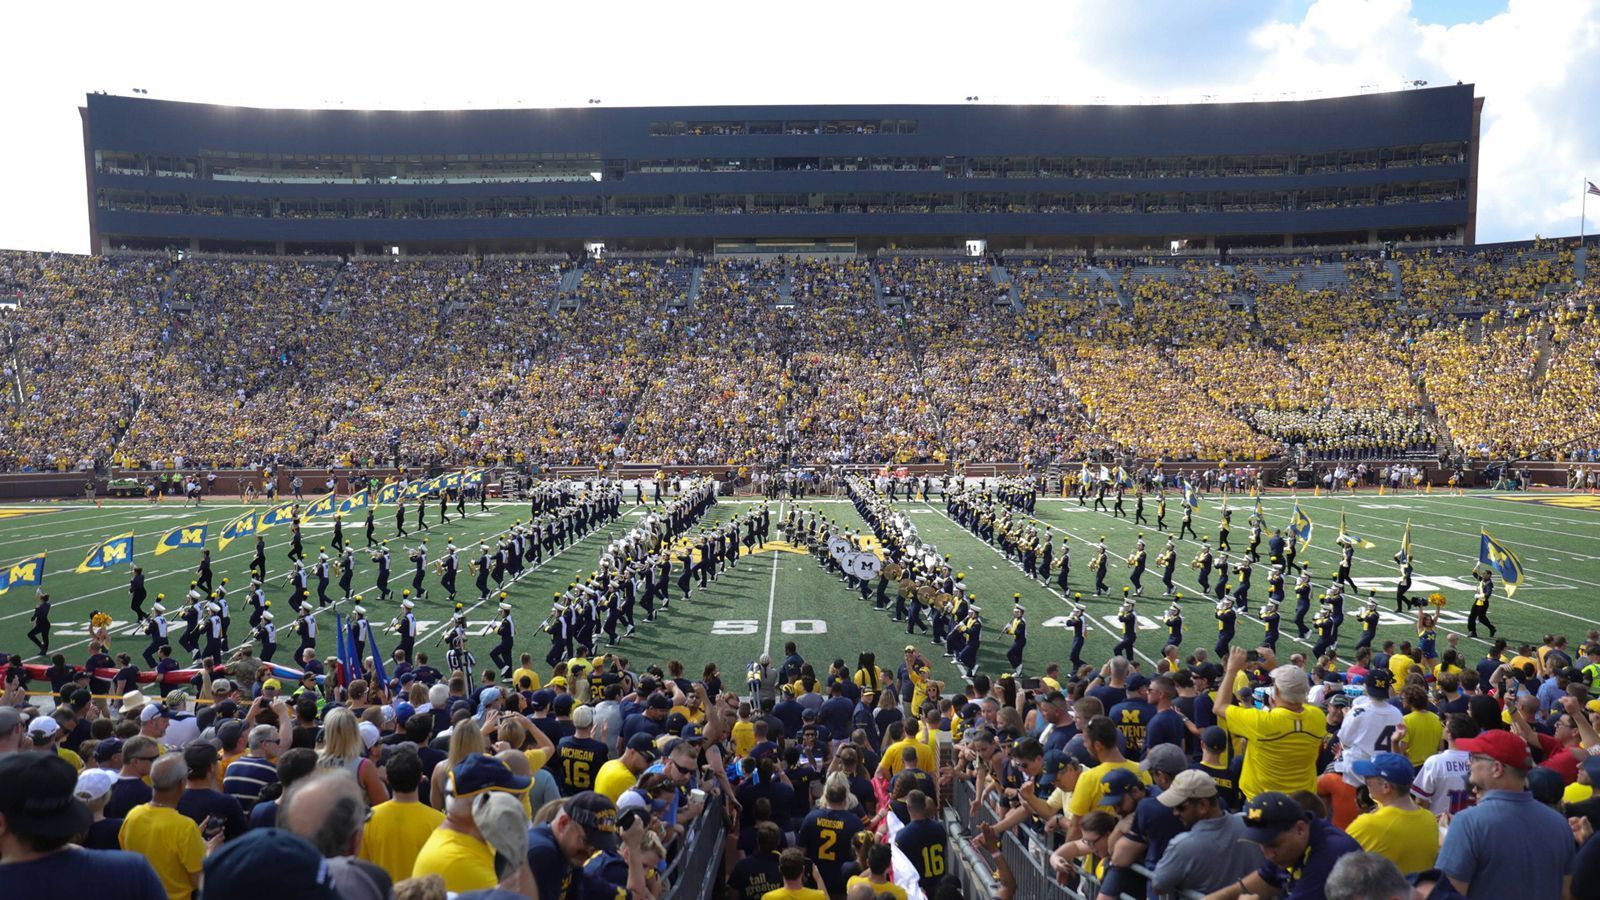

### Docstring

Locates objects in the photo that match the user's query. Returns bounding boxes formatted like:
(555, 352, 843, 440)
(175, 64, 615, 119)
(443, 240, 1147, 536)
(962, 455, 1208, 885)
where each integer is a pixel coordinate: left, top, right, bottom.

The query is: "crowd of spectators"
(2, 242, 1596, 472)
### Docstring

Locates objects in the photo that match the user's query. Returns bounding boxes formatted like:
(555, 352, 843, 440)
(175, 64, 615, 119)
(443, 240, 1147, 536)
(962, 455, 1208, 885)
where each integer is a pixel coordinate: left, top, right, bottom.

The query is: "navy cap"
(1526, 766, 1565, 806)
(529, 689, 555, 710)
(1039, 748, 1080, 780)
(1583, 754, 1600, 784)
(449, 754, 532, 799)
(647, 694, 673, 711)
(563, 791, 621, 853)
(1350, 752, 1414, 788)
(625, 733, 660, 761)
(1201, 725, 1229, 752)
(1125, 674, 1150, 692)
(1241, 792, 1309, 842)
(203, 827, 340, 900)
(552, 694, 575, 716)
(93, 738, 125, 763)
(750, 740, 779, 761)
(1365, 667, 1394, 696)
(1097, 768, 1144, 804)
(680, 722, 706, 741)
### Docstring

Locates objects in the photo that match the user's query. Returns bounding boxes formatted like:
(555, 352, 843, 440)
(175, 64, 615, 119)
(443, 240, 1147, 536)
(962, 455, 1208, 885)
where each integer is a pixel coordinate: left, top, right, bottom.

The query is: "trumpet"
(387, 616, 403, 635)
(433, 559, 447, 575)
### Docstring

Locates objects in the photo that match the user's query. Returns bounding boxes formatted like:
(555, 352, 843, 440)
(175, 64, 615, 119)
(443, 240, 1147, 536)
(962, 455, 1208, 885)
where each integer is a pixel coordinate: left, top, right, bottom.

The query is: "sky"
(1, 0, 1597, 253)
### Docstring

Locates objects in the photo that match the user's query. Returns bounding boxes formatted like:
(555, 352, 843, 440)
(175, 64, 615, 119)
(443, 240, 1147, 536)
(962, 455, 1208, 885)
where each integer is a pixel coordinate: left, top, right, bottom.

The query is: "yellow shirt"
(762, 889, 829, 900)
(511, 667, 541, 691)
(360, 799, 446, 884)
(1221, 703, 1327, 798)
(1068, 760, 1149, 817)
(1432, 663, 1462, 679)
(847, 875, 909, 900)
(593, 758, 639, 801)
(731, 720, 756, 759)
(1389, 654, 1418, 683)
(1401, 710, 1444, 768)
(524, 747, 549, 773)
(1346, 804, 1441, 875)
(878, 737, 936, 777)
(412, 826, 498, 893)
(119, 803, 205, 900)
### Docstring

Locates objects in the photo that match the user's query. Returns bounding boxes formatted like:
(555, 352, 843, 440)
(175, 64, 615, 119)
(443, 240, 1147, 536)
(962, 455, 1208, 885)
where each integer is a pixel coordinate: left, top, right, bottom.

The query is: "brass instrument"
(915, 584, 937, 604)
(883, 562, 904, 580)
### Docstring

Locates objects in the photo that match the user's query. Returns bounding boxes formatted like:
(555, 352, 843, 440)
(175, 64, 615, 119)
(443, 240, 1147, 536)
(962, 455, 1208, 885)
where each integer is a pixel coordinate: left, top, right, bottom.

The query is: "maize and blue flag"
(217, 511, 258, 552)
(1182, 479, 1201, 510)
(1289, 503, 1314, 545)
(304, 492, 337, 519)
(1396, 521, 1413, 565)
(1480, 530, 1526, 597)
(376, 480, 401, 506)
(0, 553, 46, 596)
(334, 611, 359, 686)
(462, 470, 484, 488)
(441, 471, 463, 490)
(1338, 511, 1376, 550)
(258, 502, 298, 533)
(1253, 498, 1265, 525)
(153, 522, 208, 556)
(368, 625, 388, 688)
(337, 490, 371, 517)
(77, 532, 135, 573)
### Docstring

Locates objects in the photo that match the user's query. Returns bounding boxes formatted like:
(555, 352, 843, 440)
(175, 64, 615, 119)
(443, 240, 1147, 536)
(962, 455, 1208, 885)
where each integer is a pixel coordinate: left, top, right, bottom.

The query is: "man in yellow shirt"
(593, 734, 658, 801)
(358, 748, 444, 883)
(1067, 716, 1149, 827)
(1388, 646, 1418, 683)
(1347, 753, 1440, 875)
(413, 754, 531, 893)
(1214, 647, 1327, 798)
(762, 847, 828, 900)
(1398, 684, 1444, 768)
(511, 653, 542, 692)
(877, 721, 937, 779)
(119, 753, 221, 900)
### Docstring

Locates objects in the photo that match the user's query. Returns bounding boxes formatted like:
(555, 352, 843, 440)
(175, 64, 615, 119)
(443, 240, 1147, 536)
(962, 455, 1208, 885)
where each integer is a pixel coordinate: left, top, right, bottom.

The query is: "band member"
(375, 544, 393, 601)
(293, 607, 317, 660)
(395, 500, 408, 537)
(287, 522, 305, 563)
(251, 535, 268, 582)
(1162, 600, 1183, 648)
(475, 544, 493, 602)
(315, 551, 333, 608)
(142, 602, 169, 668)
(1260, 600, 1281, 653)
(1112, 598, 1138, 661)
(254, 610, 277, 663)
(25, 591, 51, 656)
(409, 541, 429, 600)
(1158, 540, 1177, 596)
(1311, 604, 1336, 658)
(1467, 566, 1497, 638)
(1128, 541, 1147, 597)
(1134, 490, 1148, 525)
(1336, 539, 1358, 591)
(1293, 571, 1313, 638)
(1214, 598, 1236, 657)
(338, 547, 356, 602)
(129, 566, 148, 623)
(196, 549, 214, 594)
(1004, 604, 1027, 676)
(287, 562, 309, 613)
(1156, 494, 1168, 531)
(1056, 538, 1071, 592)
(1194, 542, 1215, 592)
(365, 508, 378, 547)
(1091, 539, 1109, 597)
(351, 604, 372, 667)
(1354, 596, 1380, 652)
(955, 609, 982, 679)
(1066, 599, 1087, 671)
(491, 600, 516, 674)
(396, 599, 417, 662)
(178, 594, 201, 656)
(202, 602, 226, 662)
(1217, 509, 1232, 552)
(440, 543, 459, 602)
(331, 513, 346, 552)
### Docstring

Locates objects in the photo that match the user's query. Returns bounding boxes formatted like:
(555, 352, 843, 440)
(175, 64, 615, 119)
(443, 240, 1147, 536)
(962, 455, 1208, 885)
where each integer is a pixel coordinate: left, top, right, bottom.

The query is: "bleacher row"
(0, 241, 1595, 474)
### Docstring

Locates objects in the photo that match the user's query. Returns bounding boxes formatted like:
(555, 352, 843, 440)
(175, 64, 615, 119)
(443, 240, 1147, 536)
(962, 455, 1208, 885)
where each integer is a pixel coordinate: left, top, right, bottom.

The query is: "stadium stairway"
(317, 260, 349, 313)
(686, 264, 703, 307)
(991, 264, 1022, 312)
(867, 265, 887, 308)
(1383, 258, 1404, 300)
(1087, 264, 1132, 309)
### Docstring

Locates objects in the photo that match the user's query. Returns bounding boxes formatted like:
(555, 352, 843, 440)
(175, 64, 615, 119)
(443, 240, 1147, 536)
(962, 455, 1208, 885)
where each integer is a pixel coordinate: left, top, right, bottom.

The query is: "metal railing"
(660, 802, 726, 900)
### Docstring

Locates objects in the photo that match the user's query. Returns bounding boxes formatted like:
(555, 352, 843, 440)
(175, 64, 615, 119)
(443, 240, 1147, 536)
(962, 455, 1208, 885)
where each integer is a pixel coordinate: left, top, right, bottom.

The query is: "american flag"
(1589, 180, 1600, 196)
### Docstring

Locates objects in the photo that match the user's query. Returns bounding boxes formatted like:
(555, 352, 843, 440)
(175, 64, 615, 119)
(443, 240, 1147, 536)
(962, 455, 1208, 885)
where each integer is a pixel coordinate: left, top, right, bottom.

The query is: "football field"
(2, 489, 1598, 685)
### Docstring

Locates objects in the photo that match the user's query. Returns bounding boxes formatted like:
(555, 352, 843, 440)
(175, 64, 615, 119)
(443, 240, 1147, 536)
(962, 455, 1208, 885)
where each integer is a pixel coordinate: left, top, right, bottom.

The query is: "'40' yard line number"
(712, 619, 827, 635)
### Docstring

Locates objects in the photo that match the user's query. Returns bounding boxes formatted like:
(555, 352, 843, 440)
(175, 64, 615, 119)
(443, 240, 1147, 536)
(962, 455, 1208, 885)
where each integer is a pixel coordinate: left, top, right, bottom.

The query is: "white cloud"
(1, 0, 1594, 252)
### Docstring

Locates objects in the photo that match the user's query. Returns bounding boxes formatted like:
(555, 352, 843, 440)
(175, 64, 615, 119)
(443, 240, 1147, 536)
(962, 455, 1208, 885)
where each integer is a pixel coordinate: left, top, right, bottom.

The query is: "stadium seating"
(1, 241, 1597, 472)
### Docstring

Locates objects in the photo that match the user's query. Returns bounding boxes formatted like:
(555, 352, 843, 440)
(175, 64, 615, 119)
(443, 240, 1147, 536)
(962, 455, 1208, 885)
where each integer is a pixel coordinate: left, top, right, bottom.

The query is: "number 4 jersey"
(1339, 695, 1405, 787)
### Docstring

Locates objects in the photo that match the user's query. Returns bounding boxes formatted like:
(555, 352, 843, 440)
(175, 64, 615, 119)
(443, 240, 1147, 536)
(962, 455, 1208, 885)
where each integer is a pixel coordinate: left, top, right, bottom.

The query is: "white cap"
(402, 600, 414, 609)
(139, 704, 165, 724)
(353, 606, 367, 616)
(499, 602, 512, 612)
(27, 716, 60, 737)
(357, 721, 381, 750)
(151, 603, 166, 614)
(75, 768, 118, 802)
(262, 612, 274, 622)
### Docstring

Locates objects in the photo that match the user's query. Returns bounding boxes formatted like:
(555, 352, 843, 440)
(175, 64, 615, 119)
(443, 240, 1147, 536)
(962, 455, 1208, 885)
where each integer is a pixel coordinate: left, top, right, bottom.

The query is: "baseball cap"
(262, 679, 282, 691)
(1125, 674, 1150, 693)
(529, 690, 554, 711)
(357, 721, 381, 751)
(27, 716, 60, 738)
(1158, 769, 1221, 808)
(1097, 768, 1145, 805)
(626, 733, 660, 761)
(93, 737, 124, 763)
(139, 704, 168, 724)
(548, 676, 568, 689)
(1456, 729, 1534, 770)
(572, 706, 596, 730)
(680, 722, 706, 741)
(0, 752, 92, 840)
(1328, 693, 1353, 709)
(449, 755, 532, 799)
(1200, 726, 1229, 752)
(1039, 749, 1080, 782)
(74, 768, 118, 803)
(203, 827, 340, 900)
(1192, 662, 1223, 682)
(647, 694, 673, 711)
(1365, 667, 1394, 697)
(1240, 792, 1308, 842)
(1582, 754, 1600, 784)
(562, 791, 622, 853)
(1141, 743, 1188, 776)
(552, 694, 574, 716)
(1351, 752, 1415, 788)
(479, 687, 503, 707)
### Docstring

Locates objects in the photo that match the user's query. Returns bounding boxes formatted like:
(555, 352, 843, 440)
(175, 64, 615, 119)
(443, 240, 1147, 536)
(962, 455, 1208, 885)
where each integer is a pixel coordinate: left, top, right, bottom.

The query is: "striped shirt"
(222, 755, 278, 810)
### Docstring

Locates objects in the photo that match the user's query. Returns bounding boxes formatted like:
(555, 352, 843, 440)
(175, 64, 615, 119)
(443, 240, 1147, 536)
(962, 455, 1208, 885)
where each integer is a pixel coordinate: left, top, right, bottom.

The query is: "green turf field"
(1, 489, 1597, 684)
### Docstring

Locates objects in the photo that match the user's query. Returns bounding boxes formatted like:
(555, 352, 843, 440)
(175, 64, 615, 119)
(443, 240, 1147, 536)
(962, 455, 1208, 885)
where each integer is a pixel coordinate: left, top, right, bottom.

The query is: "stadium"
(3, 73, 1599, 900)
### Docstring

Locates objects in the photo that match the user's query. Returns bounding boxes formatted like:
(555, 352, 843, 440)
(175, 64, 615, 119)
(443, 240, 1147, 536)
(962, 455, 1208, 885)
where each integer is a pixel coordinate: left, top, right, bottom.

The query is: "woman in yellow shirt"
(846, 839, 909, 900)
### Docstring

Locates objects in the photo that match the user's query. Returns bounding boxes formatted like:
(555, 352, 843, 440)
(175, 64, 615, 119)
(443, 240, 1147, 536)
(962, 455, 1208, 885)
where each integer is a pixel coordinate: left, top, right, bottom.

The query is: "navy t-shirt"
(798, 807, 863, 894)
(104, 776, 153, 819)
(177, 786, 250, 840)
(1257, 817, 1363, 899)
(895, 818, 950, 890)
(0, 847, 165, 899)
(1145, 709, 1189, 757)
(727, 850, 783, 900)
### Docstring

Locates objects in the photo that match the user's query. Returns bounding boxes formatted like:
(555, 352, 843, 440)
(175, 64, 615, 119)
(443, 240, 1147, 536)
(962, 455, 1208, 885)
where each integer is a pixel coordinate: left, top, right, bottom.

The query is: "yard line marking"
(762, 501, 787, 659)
